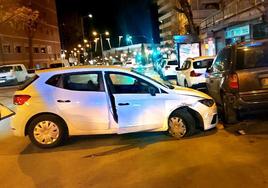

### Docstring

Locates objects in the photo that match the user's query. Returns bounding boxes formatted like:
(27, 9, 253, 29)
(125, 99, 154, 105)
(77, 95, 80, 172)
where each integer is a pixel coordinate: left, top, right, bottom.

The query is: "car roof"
(36, 65, 131, 75)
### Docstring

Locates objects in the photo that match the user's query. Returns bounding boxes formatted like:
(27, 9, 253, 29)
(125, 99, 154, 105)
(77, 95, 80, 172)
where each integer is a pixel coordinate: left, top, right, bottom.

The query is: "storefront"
(225, 24, 251, 45)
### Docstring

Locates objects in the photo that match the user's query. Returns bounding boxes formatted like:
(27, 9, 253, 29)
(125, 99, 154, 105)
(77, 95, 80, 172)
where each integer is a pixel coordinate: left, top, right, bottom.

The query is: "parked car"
(11, 66, 218, 148)
(0, 64, 30, 86)
(160, 59, 178, 79)
(206, 40, 268, 123)
(176, 56, 215, 89)
(112, 61, 123, 66)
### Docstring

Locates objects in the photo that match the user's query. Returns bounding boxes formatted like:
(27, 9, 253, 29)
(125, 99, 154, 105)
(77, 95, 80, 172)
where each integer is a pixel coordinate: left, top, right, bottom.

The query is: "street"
(0, 79, 268, 188)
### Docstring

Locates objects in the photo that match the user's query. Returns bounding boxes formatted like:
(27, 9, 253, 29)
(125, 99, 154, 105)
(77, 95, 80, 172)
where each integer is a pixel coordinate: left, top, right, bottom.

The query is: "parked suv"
(206, 40, 268, 123)
(0, 64, 30, 86)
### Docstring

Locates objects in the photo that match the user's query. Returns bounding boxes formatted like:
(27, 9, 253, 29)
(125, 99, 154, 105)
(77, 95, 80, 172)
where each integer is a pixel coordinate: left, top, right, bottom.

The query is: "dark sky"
(56, 0, 160, 50)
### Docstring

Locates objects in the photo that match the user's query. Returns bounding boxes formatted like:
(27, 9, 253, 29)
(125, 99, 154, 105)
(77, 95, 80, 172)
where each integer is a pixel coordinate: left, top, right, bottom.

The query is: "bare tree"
(175, 0, 198, 36)
(0, 1, 39, 68)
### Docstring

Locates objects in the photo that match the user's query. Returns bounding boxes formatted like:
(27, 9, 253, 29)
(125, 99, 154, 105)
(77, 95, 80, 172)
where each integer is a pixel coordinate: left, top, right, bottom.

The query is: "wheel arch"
(24, 112, 69, 136)
(168, 106, 204, 130)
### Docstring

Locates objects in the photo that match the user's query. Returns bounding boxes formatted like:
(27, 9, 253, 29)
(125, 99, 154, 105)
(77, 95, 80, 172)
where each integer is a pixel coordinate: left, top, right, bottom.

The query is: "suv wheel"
(168, 109, 196, 139)
(28, 115, 67, 148)
(222, 95, 238, 124)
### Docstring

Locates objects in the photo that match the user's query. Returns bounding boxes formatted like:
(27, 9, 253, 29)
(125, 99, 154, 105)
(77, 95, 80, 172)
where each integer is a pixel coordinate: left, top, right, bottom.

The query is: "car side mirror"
(148, 87, 157, 96)
(176, 67, 182, 71)
(206, 67, 212, 73)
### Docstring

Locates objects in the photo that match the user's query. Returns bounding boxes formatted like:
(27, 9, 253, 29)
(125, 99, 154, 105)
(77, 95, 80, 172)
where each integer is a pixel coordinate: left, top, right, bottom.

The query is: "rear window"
(113, 62, 122, 65)
(167, 60, 177, 65)
(0, 66, 13, 73)
(193, 59, 213, 69)
(236, 44, 268, 70)
(18, 75, 39, 90)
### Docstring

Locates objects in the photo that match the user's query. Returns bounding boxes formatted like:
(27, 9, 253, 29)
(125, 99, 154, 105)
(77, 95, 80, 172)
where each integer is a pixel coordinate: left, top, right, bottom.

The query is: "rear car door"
(105, 72, 165, 134)
(52, 71, 110, 131)
(235, 42, 268, 103)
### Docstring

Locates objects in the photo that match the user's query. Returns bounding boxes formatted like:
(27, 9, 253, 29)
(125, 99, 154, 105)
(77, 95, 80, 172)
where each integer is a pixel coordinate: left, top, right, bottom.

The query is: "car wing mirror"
(148, 87, 156, 96)
(176, 67, 182, 71)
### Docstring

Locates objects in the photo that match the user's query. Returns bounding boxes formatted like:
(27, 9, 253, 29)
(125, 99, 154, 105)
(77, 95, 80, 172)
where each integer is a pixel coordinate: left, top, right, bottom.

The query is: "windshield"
(131, 69, 174, 89)
(0, 66, 13, 73)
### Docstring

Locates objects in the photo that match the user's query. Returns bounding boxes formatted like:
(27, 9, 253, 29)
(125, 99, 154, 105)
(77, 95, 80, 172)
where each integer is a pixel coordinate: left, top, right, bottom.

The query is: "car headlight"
(199, 99, 214, 107)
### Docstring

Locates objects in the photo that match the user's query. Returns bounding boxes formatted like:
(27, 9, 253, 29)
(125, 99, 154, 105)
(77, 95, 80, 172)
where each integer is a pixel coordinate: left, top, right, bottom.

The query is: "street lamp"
(81, 13, 93, 40)
(93, 31, 109, 63)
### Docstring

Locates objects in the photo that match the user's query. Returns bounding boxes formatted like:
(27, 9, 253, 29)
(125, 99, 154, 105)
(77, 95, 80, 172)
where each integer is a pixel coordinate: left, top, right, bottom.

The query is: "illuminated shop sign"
(225, 25, 250, 39)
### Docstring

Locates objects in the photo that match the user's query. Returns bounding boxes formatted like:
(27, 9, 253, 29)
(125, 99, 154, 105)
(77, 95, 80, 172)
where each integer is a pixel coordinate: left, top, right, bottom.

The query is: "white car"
(176, 56, 215, 89)
(11, 66, 218, 148)
(160, 59, 178, 79)
(0, 64, 29, 86)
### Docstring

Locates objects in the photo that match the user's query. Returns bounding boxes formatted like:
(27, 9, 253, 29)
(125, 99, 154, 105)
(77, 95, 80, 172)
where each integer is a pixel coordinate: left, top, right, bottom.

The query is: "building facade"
(157, 0, 219, 47)
(0, 0, 61, 68)
(199, 0, 267, 56)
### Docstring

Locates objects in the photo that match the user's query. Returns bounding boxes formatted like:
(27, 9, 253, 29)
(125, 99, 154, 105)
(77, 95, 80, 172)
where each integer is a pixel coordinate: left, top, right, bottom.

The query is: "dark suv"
(206, 40, 268, 123)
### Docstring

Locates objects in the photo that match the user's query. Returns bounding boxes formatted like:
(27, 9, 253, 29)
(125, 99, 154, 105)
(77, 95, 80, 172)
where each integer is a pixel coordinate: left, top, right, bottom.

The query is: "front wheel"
(168, 109, 196, 139)
(28, 115, 68, 148)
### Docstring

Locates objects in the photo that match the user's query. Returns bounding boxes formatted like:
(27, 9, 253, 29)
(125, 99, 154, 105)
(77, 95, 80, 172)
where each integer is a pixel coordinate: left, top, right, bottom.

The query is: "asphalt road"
(0, 75, 268, 188)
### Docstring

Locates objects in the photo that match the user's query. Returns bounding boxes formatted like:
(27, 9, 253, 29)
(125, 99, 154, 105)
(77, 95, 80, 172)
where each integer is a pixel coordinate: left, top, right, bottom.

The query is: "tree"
(0, 1, 39, 68)
(175, 0, 198, 36)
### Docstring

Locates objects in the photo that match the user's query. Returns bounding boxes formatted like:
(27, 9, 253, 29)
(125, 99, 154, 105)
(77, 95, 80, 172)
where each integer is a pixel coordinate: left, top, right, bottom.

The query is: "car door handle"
(57, 100, 71, 103)
(118, 103, 129, 106)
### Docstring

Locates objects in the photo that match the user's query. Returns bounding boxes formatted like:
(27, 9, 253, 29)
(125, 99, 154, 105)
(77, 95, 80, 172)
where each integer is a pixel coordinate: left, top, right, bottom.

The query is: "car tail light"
(13, 95, 31, 105)
(190, 70, 202, 77)
(165, 66, 170, 70)
(228, 73, 239, 89)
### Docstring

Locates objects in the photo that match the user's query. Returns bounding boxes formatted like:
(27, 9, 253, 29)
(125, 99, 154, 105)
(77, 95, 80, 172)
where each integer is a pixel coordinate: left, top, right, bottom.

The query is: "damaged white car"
(11, 66, 218, 148)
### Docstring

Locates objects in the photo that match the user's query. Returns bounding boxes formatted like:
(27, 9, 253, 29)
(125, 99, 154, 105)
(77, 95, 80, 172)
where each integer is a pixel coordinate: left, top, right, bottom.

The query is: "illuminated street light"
(74, 48, 77, 51)
(84, 39, 88, 43)
(81, 47, 84, 50)
(88, 14, 93, 18)
(86, 44, 90, 48)
(78, 44, 82, 48)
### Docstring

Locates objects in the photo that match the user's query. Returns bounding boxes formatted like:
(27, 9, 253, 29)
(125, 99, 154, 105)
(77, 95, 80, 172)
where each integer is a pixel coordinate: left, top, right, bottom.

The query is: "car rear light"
(228, 73, 239, 89)
(165, 66, 170, 70)
(190, 70, 202, 77)
(13, 95, 31, 105)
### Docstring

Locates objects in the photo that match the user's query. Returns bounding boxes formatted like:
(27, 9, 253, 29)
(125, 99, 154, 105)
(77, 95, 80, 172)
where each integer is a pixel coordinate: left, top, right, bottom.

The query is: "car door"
(105, 71, 165, 134)
(14, 65, 25, 82)
(52, 71, 110, 131)
(207, 48, 231, 104)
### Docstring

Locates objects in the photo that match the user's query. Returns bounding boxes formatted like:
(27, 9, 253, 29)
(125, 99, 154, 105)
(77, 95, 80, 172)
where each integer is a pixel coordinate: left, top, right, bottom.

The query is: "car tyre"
(222, 94, 238, 124)
(28, 114, 68, 148)
(168, 109, 196, 139)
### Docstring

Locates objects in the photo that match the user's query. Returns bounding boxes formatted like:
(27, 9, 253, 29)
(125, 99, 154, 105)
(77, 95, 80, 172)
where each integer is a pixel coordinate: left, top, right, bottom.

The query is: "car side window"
(63, 72, 104, 92)
(46, 74, 62, 87)
(107, 73, 159, 94)
(15, 66, 23, 71)
(212, 48, 231, 72)
(181, 60, 190, 69)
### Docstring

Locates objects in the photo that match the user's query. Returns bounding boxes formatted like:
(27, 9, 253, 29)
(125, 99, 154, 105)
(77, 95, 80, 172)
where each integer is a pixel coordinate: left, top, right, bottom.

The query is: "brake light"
(13, 95, 31, 105)
(228, 73, 239, 89)
(190, 70, 202, 77)
(165, 66, 170, 70)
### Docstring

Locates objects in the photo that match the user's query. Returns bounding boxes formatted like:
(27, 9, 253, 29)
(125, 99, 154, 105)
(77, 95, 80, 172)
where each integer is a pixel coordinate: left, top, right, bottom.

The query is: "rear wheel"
(222, 94, 238, 124)
(168, 109, 196, 139)
(28, 115, 67, 148)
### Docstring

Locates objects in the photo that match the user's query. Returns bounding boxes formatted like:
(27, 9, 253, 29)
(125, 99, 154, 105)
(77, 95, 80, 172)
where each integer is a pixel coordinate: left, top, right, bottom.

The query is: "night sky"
(56, 0, 160, 50)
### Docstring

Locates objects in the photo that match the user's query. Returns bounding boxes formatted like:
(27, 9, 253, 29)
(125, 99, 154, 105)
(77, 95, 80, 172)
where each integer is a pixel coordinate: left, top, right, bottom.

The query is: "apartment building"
(200, 0, 267, 56)
(157, 0, 219, 47)
(0, 0, 61, 68)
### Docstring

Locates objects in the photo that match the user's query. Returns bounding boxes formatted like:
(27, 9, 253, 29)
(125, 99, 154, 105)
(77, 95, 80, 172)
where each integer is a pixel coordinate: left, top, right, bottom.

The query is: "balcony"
(192, 9, 218, 24)
(158, 2, 173, 14)
(200, 0, 264, 30)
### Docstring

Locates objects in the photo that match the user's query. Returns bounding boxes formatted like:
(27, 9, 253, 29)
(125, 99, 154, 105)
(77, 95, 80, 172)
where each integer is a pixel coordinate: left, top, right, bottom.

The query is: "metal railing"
(200, 0, 263, 30)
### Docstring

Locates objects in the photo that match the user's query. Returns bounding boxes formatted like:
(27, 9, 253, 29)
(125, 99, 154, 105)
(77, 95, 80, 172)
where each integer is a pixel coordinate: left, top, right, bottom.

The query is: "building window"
(33, 47, 39, 53)
(15, 45, 22, 53)
(3, 44, 11, 53)
(41, 47, 46, 53)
